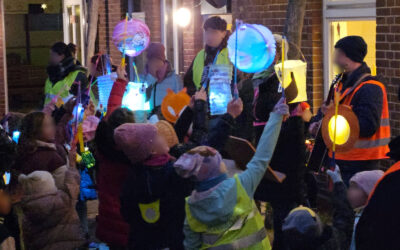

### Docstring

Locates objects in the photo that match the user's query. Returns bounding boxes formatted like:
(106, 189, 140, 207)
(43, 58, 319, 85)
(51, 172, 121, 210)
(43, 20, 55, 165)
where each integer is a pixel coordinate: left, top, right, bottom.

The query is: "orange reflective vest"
(332, 80, 390, 161)
(368, 161, 400, 202)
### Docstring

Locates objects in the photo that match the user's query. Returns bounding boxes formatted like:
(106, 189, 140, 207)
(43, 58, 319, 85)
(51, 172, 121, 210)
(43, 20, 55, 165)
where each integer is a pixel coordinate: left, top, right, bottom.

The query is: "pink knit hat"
(114, 123, 158, 164)
(82, 116, 100, 142)
(174, 146, 227, 182)
(350, 170, 384, 196)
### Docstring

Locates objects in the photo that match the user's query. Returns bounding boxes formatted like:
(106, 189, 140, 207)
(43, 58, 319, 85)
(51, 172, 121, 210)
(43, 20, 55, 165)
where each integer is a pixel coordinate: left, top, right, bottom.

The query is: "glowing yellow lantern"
(322, 105, 359, 152)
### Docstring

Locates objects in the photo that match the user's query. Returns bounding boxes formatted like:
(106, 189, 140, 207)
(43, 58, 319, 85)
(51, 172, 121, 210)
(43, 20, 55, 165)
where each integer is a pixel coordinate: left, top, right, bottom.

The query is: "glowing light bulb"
(174, 8, 191, 27)
(328, 115, 350, 145)
(41, 3, 47, 10)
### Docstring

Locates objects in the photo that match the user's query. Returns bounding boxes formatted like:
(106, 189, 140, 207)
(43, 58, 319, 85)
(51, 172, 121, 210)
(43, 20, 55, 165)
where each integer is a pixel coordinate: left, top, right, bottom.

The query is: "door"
(63, 0, 86, 65)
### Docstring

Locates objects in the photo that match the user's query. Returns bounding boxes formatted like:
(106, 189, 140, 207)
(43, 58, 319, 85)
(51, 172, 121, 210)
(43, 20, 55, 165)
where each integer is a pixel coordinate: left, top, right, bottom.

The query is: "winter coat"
(105, 79, 129, 120)
(45, 56, 89, 106)
(255, 116, 306, 204)
(355, 161, 400, 250)
(183, 112, 283, 249)
(95, 153, 131, 247)
(18, 168, 85, 250)
(144, 66, 183, 111)
(170, 100, 208, 158)
(17, 141, 67, 177)
(120, 160, 193, 249)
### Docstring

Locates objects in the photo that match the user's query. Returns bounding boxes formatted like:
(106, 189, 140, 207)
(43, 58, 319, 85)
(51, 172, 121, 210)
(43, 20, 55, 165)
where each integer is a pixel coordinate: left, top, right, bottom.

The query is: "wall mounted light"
(174, 7, 191, 27)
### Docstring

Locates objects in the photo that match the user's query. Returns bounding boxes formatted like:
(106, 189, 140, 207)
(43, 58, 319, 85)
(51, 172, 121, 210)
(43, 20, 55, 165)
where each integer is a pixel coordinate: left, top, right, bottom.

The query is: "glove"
(327, 165, 343, 183)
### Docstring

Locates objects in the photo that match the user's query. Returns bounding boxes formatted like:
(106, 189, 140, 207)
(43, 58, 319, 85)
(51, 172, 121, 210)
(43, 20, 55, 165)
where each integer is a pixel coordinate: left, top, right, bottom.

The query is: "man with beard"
(309, 36, 390, 186)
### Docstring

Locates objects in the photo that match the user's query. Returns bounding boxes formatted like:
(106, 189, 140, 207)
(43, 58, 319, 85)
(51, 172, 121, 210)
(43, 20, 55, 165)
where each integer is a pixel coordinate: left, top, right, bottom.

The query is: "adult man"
(310, 36, 390, 185)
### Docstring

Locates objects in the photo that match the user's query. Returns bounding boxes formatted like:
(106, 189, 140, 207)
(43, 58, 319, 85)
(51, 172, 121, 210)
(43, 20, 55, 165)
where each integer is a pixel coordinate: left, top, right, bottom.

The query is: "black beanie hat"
(334, 36, 367, 63)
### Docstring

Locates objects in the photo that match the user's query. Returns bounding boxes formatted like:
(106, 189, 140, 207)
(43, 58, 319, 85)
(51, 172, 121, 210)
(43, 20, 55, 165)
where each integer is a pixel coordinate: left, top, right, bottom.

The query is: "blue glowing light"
(3, 172, 10, 185)
(12, 131, 20, 143)
(97, 74, 116, 110)
(228, 23, 276, 73)
(122, 82, 150, 111)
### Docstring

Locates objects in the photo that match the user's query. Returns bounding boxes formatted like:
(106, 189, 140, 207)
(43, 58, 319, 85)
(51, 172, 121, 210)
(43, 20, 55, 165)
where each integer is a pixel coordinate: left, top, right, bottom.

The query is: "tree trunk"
(85, 0, 100, 65)
(284, 0, 306, 59)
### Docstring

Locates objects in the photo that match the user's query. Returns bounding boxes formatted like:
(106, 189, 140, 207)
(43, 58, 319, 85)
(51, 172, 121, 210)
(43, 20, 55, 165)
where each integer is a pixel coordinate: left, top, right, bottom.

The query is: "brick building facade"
(0, 0, 398, 137)
(0, 1, 7, 113)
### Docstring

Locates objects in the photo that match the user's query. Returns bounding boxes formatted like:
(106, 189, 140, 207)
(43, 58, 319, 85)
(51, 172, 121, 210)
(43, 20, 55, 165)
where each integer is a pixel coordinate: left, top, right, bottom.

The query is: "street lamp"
(174, 7, 191, 27)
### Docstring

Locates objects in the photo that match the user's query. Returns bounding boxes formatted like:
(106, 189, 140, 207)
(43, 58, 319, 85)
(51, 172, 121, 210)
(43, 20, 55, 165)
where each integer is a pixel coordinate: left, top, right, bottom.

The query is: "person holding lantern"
(183, 16, 231, 96)
(309, 36, 390, 186)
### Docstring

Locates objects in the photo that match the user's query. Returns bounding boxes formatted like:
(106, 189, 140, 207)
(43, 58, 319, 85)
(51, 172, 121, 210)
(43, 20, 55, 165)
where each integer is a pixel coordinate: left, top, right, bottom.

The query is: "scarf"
(47, 56, 86, 85)
(143, 154, 171, 167)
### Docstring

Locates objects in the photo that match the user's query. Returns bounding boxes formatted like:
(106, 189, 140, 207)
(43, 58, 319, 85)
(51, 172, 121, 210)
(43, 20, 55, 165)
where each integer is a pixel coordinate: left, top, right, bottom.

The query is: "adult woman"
(143, 43, 183, 114)
(183, 16, 230, 96)
(44, 42, 88, 106)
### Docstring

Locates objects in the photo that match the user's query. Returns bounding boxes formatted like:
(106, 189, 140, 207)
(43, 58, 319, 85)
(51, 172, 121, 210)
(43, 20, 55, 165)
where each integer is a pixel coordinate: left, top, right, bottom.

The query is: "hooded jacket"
(18, 168, 84, 250)
(183, 112, 283, 249)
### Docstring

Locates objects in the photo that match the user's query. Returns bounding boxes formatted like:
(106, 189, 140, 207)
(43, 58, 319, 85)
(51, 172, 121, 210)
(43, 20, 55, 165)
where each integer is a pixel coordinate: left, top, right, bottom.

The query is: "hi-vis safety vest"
(192, 48, 231, 89)
(332, 80, 390, 161)
(44, 70, 82, 105)
(185, 175, 271, 250)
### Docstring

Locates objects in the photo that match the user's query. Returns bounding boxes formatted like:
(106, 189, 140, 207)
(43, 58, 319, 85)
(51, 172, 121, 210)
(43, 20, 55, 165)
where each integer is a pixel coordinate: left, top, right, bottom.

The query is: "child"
(117, 123, 193, 250)
(16, 112, 69, 188)
(346, 169, 383, 250)
(281, 166, 356, 250)
(95, 108, 135, 249)
(174, 98, 288, 250)
(18, 149, 85, 250)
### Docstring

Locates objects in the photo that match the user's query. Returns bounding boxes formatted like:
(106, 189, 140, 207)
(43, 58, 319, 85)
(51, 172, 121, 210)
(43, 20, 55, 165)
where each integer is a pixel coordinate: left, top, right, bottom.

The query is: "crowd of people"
(0, 15, 399, 250)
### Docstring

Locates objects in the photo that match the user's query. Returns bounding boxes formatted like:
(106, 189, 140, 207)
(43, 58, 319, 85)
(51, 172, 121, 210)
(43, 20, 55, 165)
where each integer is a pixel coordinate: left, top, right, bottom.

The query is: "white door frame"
(160, 0, 180, 73)
(63, 0, 86, 65)
(322, 0, 376, 97)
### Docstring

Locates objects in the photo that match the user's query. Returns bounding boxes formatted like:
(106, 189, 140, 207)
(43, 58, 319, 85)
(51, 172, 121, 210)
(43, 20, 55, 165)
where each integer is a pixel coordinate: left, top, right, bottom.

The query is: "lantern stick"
(200, 50, 220, 91)
(78, 123, 85, 153)
(233, 19, 240, 99)
(281, 36, 286, 98)
(120, 13, 129, 68)
(331, 88, 340, 166)
(132, 61, 141, 83)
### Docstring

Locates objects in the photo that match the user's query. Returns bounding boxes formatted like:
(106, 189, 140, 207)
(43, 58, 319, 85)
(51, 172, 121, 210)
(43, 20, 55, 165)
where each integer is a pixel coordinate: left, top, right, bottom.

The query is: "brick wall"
(98, 0, 124, 64)
(376, 0, 400, 137)
(230, 0, 324, 113)
(143, 0, 162, 43)
(0, 1, 6, 114)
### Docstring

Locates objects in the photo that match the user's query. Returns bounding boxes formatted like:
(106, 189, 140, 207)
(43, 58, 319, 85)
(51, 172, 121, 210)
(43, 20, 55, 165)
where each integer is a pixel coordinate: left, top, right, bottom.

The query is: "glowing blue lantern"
(228, 23, 276, 73)
(12, 131, 20, 143)
(97, 73, 116, 110)
(122, 82, 150, 111)
(209, 64, 233, 116)
(3, 172, 10, 185)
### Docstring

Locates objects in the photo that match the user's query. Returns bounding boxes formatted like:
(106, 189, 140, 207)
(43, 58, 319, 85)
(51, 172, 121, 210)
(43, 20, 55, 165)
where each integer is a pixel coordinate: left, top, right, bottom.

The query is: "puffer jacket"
(18, 167, 84, 250)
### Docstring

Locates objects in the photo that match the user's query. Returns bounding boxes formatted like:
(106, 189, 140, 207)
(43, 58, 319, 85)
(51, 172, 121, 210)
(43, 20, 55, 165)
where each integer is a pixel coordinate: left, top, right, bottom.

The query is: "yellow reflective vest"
(44, 70, 83, 105)
(185, 175, 271, 250)
(192, 48, 231, 89)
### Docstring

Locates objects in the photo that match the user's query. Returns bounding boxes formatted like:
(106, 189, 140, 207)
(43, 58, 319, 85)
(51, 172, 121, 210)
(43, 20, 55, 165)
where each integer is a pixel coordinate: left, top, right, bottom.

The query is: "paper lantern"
(12, 131, 20, 143)
(228, 23, 276, 73)
(112, 18, 150, 57)
(322, 105, 360, 152)
(161, 88, 191, 123)
(122, 82, 149, 111)
(97, 74, 116, 110)
(274, 60, 307, 103)
(209, 64, 232, 116)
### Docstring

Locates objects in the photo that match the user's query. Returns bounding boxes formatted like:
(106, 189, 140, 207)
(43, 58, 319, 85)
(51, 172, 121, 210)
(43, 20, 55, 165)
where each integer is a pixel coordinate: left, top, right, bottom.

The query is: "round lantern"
(112, 18, 150, 57)
(322, 105, 360, 152)
(161, 88, 191, 123)
(227, 23, 276, 73)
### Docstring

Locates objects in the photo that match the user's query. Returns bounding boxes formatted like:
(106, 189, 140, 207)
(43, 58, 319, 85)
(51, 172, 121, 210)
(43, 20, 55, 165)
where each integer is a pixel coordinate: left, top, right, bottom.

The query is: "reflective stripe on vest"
(332, 80, 390, 161)
(368, 161, 400, 202)
(185, 175, 271, 250)
(44, 70, 82, 105)
(192, 48, 231, 89)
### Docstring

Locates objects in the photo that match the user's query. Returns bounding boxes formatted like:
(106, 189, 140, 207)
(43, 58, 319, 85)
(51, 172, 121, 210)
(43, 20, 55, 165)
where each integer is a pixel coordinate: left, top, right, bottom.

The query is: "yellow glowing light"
(41, 3, 47, 9)
(174, 8, 191, 27)
(328, 115, 350, 145)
